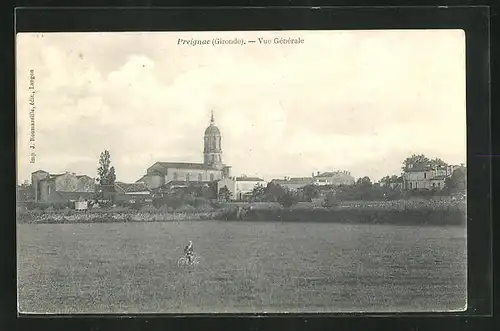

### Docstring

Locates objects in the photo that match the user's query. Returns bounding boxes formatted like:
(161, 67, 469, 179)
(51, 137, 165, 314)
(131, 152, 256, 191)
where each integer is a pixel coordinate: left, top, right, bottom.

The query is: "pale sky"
(16, 30, 466, 184)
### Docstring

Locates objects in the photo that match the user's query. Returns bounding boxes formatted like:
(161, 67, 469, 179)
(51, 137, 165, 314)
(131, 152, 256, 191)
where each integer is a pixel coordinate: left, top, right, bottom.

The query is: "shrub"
(322, 193, 340, 208)
(130, 201, 144, 210)
(108, 206, 131, 213)
(176, 204, 196, 213)
(140, 205, 156, 213)
(195, 203, 214, 212)
(277, 191, 300, 208)
(156, 204, 171, 213)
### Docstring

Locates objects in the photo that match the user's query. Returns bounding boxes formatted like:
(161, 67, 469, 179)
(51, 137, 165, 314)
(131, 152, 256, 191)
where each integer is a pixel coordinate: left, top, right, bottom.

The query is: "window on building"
(409, 182, 412, 189)
(186, 173, 190, 182)
(424, 172, 427, 179)
(438, 182, 441, 188)
(198, 174, 202, 182)
(432, 183, 435, 188)
(173, 172, 178, 181)
(210, 174, 215, 181)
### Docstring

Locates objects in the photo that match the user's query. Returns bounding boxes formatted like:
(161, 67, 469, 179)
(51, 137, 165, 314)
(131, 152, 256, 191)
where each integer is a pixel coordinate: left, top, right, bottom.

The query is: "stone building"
(137, 111, 231, 190)
(31, 170, 95, 203)
(218, 176, 267, 200)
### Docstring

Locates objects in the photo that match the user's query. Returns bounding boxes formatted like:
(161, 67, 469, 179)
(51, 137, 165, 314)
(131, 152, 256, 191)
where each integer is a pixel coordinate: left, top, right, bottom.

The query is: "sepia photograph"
(16, 30, 467, 314)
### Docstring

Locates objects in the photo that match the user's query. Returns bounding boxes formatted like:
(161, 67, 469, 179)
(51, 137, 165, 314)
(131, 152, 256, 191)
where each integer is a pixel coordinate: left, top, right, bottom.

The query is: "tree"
(218, 186, 232, 201)
(430, 157, 448, 168)
(356, 176, 372, 187)
(96, 150, 117, 199)
(322, 192, 340, 208)
(277, 190, 300, 208)
(444, 166, 467, 195)
(250, 184, 266, 201)
(302, 184, 320, 202)
(264, 182, 286, 202)
(379, 176, 391, 187)
(402, 154, 448, 171)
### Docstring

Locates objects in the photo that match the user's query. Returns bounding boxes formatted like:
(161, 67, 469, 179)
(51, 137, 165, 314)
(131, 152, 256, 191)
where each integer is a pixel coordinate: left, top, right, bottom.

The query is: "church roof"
(204, 110, 221, 135)
(135, 174, 148, 183)
(155, 162, 218, 172)
(205, 125, 221, 135)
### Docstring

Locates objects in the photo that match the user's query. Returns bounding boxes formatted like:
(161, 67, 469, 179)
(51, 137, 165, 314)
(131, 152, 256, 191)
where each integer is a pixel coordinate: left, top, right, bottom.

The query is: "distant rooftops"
(150, 162, 220, 172)
(32, 170, 94, 180)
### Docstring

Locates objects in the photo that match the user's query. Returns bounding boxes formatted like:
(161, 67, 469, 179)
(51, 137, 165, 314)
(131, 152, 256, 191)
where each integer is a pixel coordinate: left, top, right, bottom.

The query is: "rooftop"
(38, 172, 94, 181)
(152, 162, 218, 172)
(165, 180, 213, 187)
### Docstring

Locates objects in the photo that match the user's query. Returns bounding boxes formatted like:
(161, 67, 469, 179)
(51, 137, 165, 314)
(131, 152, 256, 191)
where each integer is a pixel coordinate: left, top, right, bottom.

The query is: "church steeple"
(204, 110, 222, 169)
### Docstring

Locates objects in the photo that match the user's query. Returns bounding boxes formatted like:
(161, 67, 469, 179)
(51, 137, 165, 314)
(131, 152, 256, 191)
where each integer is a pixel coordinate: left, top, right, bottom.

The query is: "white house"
(402, 164, 460, 190)
(218, 176, 267, 200)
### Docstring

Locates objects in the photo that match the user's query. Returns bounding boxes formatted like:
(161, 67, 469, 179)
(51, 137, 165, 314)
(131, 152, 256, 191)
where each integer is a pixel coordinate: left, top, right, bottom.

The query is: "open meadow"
(17, 220, 466, 313)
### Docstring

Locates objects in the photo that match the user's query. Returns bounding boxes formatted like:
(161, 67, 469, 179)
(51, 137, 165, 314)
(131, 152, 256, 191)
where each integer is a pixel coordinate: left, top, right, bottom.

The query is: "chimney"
(317, 171, 320, 176)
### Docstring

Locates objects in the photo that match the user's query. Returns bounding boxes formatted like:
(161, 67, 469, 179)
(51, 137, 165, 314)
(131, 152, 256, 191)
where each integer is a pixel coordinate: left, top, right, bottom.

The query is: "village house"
(218, 176, 267, 201)
(31, 170, 95, 203)
(312, 170, 355, 186)
(402, 164, 460, 190)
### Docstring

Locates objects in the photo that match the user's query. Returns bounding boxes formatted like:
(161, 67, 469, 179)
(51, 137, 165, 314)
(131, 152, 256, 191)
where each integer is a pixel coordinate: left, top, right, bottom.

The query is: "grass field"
(17, 221, 467, 313)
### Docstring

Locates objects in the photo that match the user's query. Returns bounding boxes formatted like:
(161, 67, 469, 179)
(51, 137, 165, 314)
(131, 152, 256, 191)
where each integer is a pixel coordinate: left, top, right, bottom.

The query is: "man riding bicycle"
(184, 240, 194, 264)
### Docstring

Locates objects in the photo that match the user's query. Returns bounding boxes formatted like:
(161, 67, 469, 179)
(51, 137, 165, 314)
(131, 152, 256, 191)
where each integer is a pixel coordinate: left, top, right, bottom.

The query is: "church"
(136, 111, 231, 190)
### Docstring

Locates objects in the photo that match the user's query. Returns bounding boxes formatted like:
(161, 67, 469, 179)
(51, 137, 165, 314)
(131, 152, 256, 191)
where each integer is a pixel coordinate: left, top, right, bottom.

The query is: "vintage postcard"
(16, 30, 467, 314)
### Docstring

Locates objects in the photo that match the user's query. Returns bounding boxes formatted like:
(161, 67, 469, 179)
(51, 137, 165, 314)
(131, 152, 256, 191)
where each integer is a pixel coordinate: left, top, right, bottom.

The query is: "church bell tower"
(203, 110, 223, 169)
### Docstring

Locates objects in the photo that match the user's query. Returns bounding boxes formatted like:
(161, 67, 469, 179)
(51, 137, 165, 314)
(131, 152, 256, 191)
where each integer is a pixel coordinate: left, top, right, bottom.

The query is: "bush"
(156, 204, 172, 213)
(130, 201, 144, 210)
(176, 204, 196, 213)
(322, 193, 340, 208)
(140, 205, 156, 213)
(108, 206, 131, 213)
(277, 191, 300, 208)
